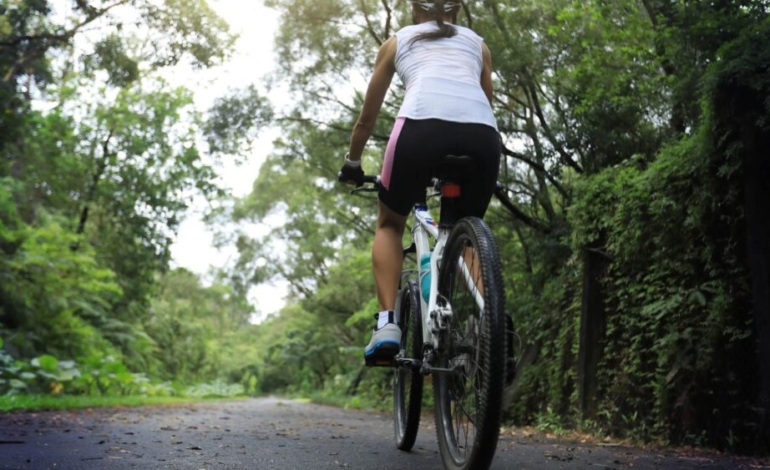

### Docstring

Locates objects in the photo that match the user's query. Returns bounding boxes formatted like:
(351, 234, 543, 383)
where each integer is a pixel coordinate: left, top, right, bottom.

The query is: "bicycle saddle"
(437, 154, 475, 181)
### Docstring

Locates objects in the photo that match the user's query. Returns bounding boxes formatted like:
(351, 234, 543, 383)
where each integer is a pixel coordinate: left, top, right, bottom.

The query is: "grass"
(0, 394, 244, 413)
(300, 391, 390, 413)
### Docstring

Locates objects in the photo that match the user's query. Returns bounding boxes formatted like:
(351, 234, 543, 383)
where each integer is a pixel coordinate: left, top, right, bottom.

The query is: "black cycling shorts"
(379, 118, 501, 218)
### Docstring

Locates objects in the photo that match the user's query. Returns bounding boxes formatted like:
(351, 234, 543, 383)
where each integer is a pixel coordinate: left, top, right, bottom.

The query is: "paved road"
(0, 397, 766, 469)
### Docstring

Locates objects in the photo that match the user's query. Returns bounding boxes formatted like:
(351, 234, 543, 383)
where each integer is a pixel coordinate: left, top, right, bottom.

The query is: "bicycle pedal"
(364, 341, 400, 367)
(365, 357, 396, 367)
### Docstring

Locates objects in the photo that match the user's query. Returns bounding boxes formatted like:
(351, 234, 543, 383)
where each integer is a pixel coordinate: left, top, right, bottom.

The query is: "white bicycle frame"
(410, 204, 485, 350)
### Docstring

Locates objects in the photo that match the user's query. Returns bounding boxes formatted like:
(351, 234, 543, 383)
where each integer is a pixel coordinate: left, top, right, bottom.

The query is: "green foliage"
(246, 0, 770, 454)
(565, 109, 757, 446)
(204, 85, 274, 155)
(0, 0, 269, 402)
(0, 0, 767, 455)
(0, 395, 214, 413)
(1, 352, 142, 396)
(0, 347, 256, 399)
(184, 380, 245, 398)
(83, 34, 140, 87)
(143, 269, 255, 383)
(1, 211, 124, 360)
(143, 0, 235, 68)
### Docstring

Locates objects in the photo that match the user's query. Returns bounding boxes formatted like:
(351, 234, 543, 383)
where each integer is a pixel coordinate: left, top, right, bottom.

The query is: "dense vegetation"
(2, 0, 769, 454)
(238, 0, 770, 452)
(0, 0, 268, 397)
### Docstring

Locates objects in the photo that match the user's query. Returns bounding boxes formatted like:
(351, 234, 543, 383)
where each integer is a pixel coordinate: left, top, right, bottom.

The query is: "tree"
(247, 0, 770, 450)
(0, 0, 271, 380)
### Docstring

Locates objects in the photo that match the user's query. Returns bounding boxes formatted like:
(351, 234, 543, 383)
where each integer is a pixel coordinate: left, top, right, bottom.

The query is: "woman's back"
(394, 23, 497, 130)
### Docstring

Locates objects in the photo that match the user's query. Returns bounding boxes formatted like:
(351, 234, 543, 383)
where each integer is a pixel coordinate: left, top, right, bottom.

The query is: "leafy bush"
(566, 134, 755, 446)
(184, 380, 245, 398)
(0, 346, 174, 397)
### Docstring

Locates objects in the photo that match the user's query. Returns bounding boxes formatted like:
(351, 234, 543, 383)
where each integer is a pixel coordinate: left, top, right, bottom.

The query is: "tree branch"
(525, 80, 584, 174)
(2, 0, 132, 82)
(335, 209, 376, 237)
(359, 0, 383, 46)
(493, 185, 552, 234)
(533, 79, 588, 166)
(585, 246, 613, 261)
(309, 88, 359, 115)
(0, 0, 130, 48)
(381, 0, 393, 38)
(72, 127, 115, 250)
(522, 112, 559, 222)
(497, 86, 529, 111)
(277, 116, 389, 142)
(501, 145, 569, 199)
(460, 0, 474, 29)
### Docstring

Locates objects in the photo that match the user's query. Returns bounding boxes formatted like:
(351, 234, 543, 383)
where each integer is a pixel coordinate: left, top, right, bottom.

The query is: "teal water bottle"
(419, 252, 432, 303)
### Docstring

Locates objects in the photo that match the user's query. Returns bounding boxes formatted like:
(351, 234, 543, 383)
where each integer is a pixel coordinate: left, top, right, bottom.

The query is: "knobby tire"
(393, 280, 424, 450)
(433, 217, 506, 470)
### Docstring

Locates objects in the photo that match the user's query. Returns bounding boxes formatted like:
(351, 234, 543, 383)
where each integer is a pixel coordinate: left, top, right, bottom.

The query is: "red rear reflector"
(442, 183, 461, 198)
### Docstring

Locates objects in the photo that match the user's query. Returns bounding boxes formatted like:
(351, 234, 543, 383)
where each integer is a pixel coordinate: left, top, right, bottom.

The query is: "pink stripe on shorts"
(381, 117, 406, 190)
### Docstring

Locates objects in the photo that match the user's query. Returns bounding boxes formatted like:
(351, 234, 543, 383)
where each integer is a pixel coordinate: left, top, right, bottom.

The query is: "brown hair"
(410, 0, 459, 44)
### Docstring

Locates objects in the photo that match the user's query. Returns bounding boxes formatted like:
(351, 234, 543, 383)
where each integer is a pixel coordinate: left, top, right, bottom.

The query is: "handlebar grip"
(347, 174, 381, 194)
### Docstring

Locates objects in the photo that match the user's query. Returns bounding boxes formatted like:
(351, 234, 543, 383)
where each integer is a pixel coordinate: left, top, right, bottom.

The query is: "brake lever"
(350, 186, 378, 194)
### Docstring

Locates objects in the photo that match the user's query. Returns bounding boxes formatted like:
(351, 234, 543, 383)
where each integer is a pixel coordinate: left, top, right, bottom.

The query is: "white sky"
(165, 1, 290, 321)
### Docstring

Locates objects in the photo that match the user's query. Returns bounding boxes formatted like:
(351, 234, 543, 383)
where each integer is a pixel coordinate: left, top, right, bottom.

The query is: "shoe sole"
(364, 341, 400, 367)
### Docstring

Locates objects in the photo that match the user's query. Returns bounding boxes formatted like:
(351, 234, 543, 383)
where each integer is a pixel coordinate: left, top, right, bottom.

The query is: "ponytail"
(409, 0, 459, 45)
(432, 0, 456, 39)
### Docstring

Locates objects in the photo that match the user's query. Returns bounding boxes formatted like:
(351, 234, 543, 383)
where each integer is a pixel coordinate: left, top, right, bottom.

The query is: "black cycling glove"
(338, 158, 364, 187)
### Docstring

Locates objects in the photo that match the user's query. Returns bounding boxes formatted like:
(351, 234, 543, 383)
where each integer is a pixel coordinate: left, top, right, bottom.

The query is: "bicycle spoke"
(453, 403, 471, 454)
(445, 274, 485, 461)
(393, 281, 423, 451)
(454, 394, 477, 427)
(434, 219, 506, 470)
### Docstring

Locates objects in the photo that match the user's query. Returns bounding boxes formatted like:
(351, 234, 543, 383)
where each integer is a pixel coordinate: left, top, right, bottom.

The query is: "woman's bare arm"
(348, 36, 397, 161)
(481, 42, 494, 105)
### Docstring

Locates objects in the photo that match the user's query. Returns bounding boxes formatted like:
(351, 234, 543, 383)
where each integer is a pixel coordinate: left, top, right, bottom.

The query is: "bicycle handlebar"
(350, 175, 381, 194)
(342, 172, 505, 198)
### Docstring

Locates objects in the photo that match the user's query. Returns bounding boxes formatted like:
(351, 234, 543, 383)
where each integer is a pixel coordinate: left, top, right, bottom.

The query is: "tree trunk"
(346, 366, 366, 396)
(72, 130, 112, 249)
(578, 237, 609, 418)
(742, 118, 770, 435)
(503, 338, 541, 411)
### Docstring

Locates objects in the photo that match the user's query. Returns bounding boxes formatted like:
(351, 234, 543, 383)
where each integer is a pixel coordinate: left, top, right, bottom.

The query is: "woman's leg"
(372, 200, 407, 311)
(364, 200, 408, 365)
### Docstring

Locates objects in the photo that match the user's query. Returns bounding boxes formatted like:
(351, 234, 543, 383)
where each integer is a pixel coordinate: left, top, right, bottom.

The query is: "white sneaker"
(364, 312, 401, 366)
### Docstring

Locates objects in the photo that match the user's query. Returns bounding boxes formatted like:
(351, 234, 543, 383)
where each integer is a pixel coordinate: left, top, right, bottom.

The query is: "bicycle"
(348, 154, 514, 470)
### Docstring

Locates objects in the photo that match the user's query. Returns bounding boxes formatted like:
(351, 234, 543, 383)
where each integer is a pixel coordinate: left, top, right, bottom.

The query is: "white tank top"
(394, 22, 497, 131)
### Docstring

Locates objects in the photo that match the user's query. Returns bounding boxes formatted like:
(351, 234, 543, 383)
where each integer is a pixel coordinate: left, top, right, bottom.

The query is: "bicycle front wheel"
(433, 217, 506, 470)
(393, 280, 424, 450)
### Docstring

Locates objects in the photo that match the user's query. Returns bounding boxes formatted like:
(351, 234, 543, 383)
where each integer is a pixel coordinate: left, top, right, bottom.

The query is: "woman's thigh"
(379, 119, 500, 218)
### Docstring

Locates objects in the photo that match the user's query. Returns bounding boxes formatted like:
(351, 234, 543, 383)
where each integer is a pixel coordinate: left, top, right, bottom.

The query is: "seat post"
(439, 182, 462, 228)
(436, 154, 474, 228)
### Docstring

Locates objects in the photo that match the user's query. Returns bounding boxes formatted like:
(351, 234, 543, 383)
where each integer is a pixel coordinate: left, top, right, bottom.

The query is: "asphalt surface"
(0, 397, 767, 469)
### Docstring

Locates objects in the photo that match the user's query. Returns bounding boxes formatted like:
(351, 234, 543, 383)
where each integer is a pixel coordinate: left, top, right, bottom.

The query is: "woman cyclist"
(339, 0, 501, 365)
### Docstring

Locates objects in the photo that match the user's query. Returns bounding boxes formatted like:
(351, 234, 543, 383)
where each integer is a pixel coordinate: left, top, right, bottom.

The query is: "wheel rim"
(438, 236, 486, 466)
(395, 290, 413, 438)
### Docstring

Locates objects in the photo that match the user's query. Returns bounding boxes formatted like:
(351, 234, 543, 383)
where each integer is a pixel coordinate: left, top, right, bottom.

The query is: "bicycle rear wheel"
(393, 280, 424, 450)
(433, 217, 506, 470)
